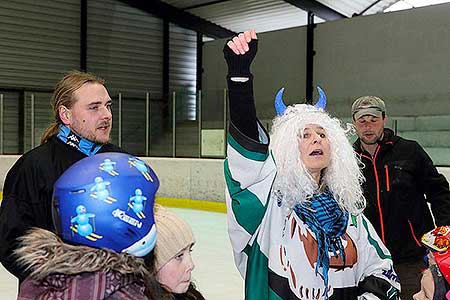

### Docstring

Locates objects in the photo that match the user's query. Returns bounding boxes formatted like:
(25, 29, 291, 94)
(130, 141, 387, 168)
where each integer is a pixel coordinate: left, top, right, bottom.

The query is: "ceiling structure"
(119, 0, 450, 39)
(161, 0, 398, 37)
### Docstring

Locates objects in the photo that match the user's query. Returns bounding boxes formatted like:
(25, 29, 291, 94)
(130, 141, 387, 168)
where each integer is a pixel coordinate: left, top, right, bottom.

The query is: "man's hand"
(223, 29, 258, 78)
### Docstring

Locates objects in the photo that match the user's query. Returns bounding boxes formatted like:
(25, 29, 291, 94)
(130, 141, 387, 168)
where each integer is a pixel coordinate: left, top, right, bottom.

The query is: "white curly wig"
(269, 104, 365, 214)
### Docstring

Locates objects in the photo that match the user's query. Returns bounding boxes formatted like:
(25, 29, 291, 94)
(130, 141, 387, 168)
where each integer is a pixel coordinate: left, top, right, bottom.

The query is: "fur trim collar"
(15, 228, 149, 281)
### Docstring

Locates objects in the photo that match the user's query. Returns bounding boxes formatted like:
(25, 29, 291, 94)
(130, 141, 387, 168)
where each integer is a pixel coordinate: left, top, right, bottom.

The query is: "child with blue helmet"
(15, 152, 159, 300)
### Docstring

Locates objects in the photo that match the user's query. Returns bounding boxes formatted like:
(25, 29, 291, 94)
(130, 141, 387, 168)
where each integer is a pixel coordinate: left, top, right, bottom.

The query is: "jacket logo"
(67, 133, 80, 144)
(66, 141, 78, 149)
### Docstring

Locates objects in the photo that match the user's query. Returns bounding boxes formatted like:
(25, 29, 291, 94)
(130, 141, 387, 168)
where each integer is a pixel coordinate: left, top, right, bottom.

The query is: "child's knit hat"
(154, 204, 195, 271)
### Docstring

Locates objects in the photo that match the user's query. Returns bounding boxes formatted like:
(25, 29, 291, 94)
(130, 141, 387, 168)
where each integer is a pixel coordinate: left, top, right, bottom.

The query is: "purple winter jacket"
(14, 228, 149, 300)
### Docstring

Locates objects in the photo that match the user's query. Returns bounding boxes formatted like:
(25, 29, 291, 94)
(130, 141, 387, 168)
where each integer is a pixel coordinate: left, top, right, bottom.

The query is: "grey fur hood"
(15, 227, 149, 281)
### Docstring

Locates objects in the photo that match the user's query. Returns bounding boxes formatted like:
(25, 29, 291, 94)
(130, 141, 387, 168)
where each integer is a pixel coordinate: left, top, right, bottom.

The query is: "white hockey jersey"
(224, 122, 401, 300)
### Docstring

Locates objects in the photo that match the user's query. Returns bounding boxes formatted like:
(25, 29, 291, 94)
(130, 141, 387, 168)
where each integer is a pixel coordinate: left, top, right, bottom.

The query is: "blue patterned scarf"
(293, 188, 349, 299)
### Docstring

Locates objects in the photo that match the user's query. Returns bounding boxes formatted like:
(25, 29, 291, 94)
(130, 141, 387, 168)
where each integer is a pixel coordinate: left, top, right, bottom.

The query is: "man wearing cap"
(351, 95, 450, 299)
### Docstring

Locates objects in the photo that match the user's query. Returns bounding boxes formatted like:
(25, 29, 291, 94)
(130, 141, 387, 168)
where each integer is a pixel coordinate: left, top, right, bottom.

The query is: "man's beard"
(360, 130, 383, 145)
(70, 122, 111, 144)
(361, 137, 379, 145)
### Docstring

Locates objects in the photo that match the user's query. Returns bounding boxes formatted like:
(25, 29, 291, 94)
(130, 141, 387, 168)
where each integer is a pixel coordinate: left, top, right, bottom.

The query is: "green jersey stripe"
(268, 288, 283, 300)
(225, 161, 267, 235)
(362, 216, 392, 260)
(243, 242, 270, 300)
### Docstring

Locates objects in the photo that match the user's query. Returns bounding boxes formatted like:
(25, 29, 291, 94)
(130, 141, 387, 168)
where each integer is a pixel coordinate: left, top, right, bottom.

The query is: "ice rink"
(0, 207, 243, 300)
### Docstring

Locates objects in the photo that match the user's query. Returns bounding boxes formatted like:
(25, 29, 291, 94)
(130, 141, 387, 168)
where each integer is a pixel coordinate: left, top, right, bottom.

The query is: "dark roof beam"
(183, 0, 231, 10)
(118, 0, 236, 39)
(356, 0, 383, 16)
(283, 0, 347, 20)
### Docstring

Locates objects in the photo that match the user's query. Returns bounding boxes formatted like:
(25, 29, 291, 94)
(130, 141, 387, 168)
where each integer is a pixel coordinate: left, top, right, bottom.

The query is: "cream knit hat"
(154, 204, 195, 271)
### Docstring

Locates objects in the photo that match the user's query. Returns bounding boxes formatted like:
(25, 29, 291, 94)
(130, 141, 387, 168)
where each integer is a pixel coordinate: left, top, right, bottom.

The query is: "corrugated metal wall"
(87, 0, 164, 97)
(0, 0, 198, 156)
(170, 24, 197, 122)
(169, 24, 198, 157)
(0, 0, 80, 153)
(0, 92, 20, 154)
(0, 0, 80, 89)
(87, 0, 164, 155)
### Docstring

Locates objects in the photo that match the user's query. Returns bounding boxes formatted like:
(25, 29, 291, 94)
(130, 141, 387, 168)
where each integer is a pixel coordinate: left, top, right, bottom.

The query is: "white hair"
(269, 104, 365, 215)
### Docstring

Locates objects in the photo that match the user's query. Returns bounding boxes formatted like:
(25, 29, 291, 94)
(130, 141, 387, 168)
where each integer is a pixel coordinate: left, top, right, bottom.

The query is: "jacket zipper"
(361, 145, 385, 243)
(408, 220, 422, 247)
(384, 165, 390, 192)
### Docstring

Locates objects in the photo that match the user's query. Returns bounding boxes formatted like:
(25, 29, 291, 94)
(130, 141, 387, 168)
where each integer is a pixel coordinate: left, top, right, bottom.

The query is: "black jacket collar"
(354, 128, 400, 156)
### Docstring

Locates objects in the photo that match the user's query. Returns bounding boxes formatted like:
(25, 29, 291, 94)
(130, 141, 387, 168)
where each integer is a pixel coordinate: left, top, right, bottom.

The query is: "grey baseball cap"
(351, 96, 386, 120)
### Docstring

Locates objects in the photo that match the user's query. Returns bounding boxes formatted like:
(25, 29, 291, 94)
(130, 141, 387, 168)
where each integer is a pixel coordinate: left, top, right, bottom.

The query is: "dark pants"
(395, 259, 425, 300)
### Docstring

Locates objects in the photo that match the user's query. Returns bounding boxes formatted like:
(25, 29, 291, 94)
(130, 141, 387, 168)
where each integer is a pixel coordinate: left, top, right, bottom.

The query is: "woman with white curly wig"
(223, 29, 401, 300)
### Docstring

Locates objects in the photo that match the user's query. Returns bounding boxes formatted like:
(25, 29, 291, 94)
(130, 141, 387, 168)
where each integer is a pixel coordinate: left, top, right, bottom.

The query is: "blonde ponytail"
(40, 122, 60, 144)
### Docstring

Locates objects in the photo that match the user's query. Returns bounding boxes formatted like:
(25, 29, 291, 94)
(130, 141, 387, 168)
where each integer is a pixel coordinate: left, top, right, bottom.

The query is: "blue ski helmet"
(52, 152, 159, 257)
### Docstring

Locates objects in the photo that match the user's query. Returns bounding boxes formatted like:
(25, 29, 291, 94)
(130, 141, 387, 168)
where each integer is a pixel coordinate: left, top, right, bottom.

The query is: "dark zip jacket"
(0, 135, 124, 281)
(354, 128, 450, 263)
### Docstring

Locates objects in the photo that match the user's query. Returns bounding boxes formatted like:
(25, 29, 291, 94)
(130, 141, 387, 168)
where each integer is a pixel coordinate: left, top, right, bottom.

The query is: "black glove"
(223, 38, 258, 77)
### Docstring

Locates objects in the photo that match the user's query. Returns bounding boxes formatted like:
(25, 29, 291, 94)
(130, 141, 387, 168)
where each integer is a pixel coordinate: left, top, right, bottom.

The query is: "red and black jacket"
(354, 128, 450, 263)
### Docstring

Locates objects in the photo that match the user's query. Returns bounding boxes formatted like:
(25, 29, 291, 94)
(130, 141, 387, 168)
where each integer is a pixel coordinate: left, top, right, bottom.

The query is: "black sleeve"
(415, 143, 450, 225)
(358, 275, 400, 300)
(227, 77, 259, 141)
(223, 38, 259, 141)
(0, 159, 40, 282)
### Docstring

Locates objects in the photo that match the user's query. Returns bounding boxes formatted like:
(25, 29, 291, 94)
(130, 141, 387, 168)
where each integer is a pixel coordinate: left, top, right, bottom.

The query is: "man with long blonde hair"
(0, 71, 124, 281)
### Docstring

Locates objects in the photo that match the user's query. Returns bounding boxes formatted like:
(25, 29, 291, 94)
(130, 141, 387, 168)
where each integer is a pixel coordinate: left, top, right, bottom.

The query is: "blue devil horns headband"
(274, 86, 327, 116)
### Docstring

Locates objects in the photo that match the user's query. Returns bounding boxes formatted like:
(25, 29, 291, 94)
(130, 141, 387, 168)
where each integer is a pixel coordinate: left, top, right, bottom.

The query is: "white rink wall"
(0, 156, 226, 202)
(1, 155, 450, 202)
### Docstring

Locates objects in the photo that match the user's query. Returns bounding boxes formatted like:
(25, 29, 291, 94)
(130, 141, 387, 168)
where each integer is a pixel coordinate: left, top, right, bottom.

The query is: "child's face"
(413, 268, 434, 300)
(157, 244, 195, 294)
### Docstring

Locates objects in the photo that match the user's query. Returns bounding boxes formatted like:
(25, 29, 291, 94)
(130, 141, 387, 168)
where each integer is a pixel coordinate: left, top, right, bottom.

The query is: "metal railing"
(0, 94, 3, 154)
(0, 89, 229, 158)
(1, 89, 450, 166)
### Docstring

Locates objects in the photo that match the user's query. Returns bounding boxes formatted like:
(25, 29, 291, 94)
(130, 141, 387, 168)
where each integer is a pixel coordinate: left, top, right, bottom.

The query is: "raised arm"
(223, 29, 259, 141)
(223, 31, 277, 260)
